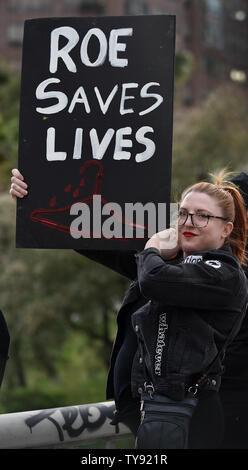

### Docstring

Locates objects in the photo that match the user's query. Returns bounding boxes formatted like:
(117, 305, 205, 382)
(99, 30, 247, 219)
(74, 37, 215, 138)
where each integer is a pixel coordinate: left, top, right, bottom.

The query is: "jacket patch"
(154, 313, 168, 376)
(184, 255, 203, 264)
(205, 260, 221, 269)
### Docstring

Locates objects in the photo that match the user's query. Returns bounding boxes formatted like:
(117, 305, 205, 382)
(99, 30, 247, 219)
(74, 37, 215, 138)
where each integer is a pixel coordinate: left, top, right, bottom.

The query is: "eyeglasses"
(178, 210, 228, 228)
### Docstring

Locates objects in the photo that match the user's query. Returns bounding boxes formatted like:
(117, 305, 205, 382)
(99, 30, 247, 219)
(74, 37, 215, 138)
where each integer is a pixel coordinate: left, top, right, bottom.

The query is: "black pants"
(219, 388, 248, 449)
(188, 389, 224, 449)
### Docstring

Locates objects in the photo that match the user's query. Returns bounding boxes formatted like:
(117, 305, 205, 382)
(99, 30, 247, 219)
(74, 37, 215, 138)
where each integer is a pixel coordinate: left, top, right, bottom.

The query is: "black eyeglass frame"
(178, 211, 229, 228)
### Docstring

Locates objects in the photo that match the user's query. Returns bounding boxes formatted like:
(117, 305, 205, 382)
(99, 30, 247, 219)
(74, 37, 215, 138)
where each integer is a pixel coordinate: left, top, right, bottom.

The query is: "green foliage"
(0, 331, 108, 413)
(0, 386, 67, 414)
(174, 49, 194, 88)
(0, 59, 20, 186)
(172, 84, 248, 200)
(0, 193, 128, 411)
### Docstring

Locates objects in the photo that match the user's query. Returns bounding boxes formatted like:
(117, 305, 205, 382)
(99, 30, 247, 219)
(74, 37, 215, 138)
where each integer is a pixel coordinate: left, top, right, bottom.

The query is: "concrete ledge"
(0, 400, 132, 449)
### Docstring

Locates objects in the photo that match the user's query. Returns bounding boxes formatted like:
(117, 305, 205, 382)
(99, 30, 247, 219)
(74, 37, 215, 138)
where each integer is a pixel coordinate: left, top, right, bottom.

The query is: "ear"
(222, 221, 233, 239)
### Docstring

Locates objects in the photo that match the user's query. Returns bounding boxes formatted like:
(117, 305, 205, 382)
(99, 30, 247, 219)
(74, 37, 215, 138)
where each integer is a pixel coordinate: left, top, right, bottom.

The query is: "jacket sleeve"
(135, 248, 244, 310)
(74, 249, 137, 280)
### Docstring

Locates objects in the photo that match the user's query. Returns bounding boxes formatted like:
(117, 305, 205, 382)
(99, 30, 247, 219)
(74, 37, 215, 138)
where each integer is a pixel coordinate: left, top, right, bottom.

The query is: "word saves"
(35, 26, 164, 163)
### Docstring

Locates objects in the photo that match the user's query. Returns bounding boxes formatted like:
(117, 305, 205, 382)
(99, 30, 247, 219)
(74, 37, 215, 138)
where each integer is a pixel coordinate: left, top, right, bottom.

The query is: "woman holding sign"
(10, 170, 248, 449)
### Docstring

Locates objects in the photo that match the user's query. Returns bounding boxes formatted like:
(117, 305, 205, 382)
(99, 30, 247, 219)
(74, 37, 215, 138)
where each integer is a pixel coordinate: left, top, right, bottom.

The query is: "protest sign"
(16, 15, 175, 249)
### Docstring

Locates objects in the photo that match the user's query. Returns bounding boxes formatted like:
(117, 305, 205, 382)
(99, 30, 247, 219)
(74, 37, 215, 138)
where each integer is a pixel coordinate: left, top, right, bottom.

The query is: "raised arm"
(135, 247, 246, 310)
(75, 249, 137, 280)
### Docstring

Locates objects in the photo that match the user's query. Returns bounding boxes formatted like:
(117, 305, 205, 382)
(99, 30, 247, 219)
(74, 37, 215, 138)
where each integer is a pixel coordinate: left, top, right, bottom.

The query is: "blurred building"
(183, 0, 248, 105)
(0, 0, 247, 106)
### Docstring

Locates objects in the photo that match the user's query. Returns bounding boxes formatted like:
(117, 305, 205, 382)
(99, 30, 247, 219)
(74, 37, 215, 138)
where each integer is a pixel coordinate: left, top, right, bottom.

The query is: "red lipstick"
(183, 232, 198, 238)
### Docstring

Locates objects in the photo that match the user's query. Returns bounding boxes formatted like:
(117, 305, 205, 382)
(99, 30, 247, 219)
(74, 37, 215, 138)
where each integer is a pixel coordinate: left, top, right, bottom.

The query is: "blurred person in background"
(220, 172, 248, 449)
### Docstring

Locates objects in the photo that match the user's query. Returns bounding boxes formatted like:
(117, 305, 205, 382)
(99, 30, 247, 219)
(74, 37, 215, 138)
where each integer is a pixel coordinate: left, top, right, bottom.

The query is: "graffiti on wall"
(25, 403, 117, 442)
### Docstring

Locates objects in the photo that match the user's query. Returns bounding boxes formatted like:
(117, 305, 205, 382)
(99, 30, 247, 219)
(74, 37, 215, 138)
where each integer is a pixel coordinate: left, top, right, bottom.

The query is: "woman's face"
(178, 191, 233, 258)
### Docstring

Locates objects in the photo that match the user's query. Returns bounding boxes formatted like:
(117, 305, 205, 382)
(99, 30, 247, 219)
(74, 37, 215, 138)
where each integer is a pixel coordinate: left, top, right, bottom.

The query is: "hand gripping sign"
(16, 15, 175, 250)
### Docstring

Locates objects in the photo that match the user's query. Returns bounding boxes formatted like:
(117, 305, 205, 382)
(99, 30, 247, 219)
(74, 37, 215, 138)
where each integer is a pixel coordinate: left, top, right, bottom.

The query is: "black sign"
(16, 15, 175, 249)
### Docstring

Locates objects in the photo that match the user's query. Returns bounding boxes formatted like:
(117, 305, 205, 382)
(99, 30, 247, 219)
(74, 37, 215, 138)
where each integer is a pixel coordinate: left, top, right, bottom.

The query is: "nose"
(184, 213, 194, 228)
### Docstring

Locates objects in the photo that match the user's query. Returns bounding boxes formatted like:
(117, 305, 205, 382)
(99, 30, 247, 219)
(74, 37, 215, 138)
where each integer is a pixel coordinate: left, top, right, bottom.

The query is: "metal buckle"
(144, 382, 155, 398)
(188, 383, 199, 396)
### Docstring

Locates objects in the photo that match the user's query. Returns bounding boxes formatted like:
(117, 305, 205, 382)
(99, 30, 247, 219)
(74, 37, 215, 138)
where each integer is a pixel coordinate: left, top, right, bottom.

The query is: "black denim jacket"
(76, 245, 248, 401)
(130, 245, 247, 400)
